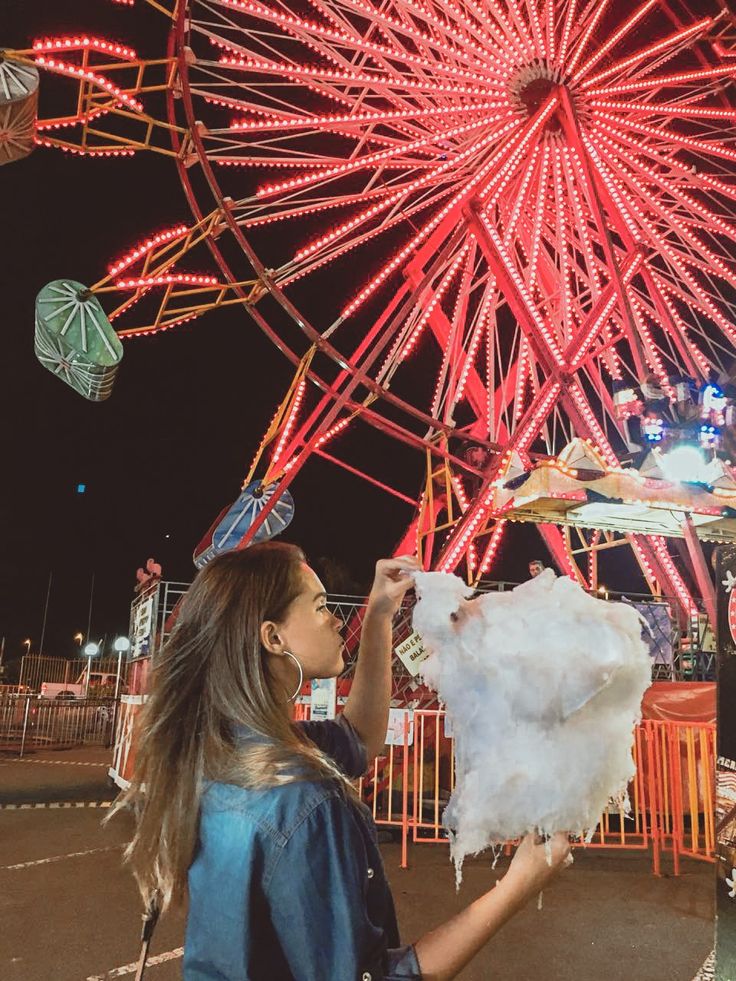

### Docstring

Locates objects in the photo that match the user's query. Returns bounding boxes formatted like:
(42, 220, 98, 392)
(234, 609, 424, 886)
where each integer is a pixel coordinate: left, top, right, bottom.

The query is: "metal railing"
(0, 695, 117, 756)
(18, 655, 130, 693)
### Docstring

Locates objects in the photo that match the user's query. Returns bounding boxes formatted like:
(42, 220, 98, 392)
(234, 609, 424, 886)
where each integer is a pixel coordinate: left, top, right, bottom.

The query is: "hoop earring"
(283, 650, 304, 703)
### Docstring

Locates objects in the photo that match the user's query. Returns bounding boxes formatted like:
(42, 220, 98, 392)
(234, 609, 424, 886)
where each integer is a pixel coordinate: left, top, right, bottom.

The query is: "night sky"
(2, 0, 652, 678)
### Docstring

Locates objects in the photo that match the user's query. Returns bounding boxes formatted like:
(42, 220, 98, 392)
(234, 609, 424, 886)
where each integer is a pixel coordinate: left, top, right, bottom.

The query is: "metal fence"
(0, 695, 117, 756)
(18, 655, 130, 692)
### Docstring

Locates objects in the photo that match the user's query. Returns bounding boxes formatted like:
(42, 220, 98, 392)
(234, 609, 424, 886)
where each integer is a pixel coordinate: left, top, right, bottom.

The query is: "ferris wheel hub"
(509, 66, 569, 133)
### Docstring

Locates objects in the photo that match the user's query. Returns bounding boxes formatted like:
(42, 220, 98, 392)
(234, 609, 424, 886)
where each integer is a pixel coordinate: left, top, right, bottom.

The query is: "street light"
(73, 632, 84, 646)
(112, 636, 131, 701)
(82, 641, 100, 697)
(22, 638, 31, 654)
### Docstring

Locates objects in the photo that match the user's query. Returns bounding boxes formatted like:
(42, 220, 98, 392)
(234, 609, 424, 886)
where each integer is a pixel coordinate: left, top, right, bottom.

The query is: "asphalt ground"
(0, 747, 715, 981)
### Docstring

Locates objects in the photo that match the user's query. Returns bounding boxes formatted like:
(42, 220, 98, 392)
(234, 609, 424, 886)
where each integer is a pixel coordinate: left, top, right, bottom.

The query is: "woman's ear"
(260, 620, 284, 655)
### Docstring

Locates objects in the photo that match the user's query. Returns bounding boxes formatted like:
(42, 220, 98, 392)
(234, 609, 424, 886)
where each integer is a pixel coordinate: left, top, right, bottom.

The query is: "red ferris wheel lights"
(478, 519, 507, 576)
(277, 417, 352, 478)
(218, 55, 497, 98)
(615, 162, 736, 294)
(517, 382, 563, 452)
(315, 419, 351, 450)
(658, 290, 711, 378)
(33, 55, 144, 112)
(628, 297, 676, 400)
(115, 274, 219, 289)
(399, 247, 469, 365)
(438, 479, 499, 572)
(212, 5, 507, 86)
(592, 99, 736, 121)
(108, 225, 190, 276)
(289, 117, 527, 266)
(591, 128, 736, 247)
(455, 300, 490, 404)
(476, 209, 566, 367)
(117, 313, 201, 338)
(513, 338, 530, 421)
(582, 17, 713, 89)
(651, 537, 694, 612)
(591, 64, 736, 97)
(271, 380, 306, 469)
(255, 115, 504, 200)
(33, 137, 136, 157)
(564, 0, 610, 77)
(556, 0, 579, 62)
(342, 95, 556, 319)
(229, 101, 510, 134)
(571, 0, 657, 83)
(566, 387, 618, 467)
(36, 106, 110, 132)
(572, 137, 641, 242)
(33, 36, 138, 60)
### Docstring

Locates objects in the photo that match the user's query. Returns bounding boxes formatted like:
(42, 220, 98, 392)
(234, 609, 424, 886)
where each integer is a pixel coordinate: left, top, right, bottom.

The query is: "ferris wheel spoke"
(582, 17, 715, 91)
(591, 63, 736, 98)
(601, 138, 736, 290)
(572, 0, 658, 85)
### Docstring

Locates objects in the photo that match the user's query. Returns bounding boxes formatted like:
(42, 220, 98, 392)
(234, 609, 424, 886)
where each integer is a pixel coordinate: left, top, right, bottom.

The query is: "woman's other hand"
(367, 555, 421, 618)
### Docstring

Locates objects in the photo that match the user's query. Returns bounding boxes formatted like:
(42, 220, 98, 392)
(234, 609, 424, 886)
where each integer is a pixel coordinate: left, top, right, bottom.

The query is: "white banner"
(385, 707, 414, 746)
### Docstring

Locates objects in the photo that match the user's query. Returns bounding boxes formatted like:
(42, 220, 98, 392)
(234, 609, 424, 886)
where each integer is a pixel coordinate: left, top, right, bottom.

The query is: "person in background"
(115, 542, 571, 980)
(528, 558, 547, 579)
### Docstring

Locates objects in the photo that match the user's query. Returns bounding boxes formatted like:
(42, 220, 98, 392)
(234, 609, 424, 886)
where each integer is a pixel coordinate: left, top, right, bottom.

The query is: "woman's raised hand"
(367, 555, 421, 617)
(504, 832, 573, 901)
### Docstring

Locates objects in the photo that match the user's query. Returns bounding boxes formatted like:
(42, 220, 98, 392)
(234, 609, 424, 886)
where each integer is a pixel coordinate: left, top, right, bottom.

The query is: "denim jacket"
(184, 714, 423, 980)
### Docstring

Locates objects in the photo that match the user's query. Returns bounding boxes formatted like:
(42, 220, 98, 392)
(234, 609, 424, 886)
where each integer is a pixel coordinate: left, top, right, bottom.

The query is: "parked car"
(40, 672, 124, 699)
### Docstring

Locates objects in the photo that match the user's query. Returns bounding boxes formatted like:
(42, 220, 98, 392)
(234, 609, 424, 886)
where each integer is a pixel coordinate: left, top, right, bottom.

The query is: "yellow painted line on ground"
(0, 844, 122, 871)
(0, 800, 113, 809)
(3, 758, 108, 766)
(86, 947, 184, 980)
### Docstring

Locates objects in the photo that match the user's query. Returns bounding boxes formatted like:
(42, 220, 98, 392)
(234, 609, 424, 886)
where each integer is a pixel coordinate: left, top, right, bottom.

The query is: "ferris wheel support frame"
(433, 201, 696, 614)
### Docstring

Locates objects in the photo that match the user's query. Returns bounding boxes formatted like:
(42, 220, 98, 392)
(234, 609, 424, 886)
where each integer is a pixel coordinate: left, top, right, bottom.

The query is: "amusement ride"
(3, 0, 736, 626)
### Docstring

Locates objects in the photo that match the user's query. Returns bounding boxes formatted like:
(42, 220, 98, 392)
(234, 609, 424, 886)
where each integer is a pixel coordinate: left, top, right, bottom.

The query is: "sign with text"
(132, 596, 154, 656)
(310, 677, 337, 721)
(394, 630, 430, 676)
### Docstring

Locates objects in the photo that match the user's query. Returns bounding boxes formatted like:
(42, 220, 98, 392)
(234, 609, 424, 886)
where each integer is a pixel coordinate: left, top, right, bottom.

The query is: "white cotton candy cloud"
(412, 569, 652, 881)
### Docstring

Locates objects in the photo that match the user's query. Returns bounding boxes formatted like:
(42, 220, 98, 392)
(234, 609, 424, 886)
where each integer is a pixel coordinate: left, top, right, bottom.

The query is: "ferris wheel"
(4, 0, 736, 617)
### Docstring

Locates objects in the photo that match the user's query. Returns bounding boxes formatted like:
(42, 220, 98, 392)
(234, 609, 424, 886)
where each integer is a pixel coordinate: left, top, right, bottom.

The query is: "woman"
(118, 542, 571, 980)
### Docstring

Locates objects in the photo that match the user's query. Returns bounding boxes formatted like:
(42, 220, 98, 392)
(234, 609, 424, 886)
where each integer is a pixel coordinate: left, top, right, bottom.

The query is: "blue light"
(76, 483, 86, 494)
(641, 415, 664, 442)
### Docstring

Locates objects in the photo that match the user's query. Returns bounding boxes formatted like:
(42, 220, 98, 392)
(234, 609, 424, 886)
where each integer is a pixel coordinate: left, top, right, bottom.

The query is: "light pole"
(112, 636, 131, 700)
(83, 641, 100, 698)
(18, 640, 32, 691)
(110, 636, 131, 749)
(74, 632, 84, 647)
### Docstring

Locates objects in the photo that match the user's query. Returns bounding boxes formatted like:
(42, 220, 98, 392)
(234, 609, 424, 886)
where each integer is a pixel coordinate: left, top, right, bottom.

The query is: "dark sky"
(1, 0, 655, 674)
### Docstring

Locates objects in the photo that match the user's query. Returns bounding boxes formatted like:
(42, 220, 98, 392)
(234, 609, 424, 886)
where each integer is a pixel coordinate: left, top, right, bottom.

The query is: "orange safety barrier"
(642, 719, 716, 875)
(257, 704, 716, 876)
(349, 710, 716, 876)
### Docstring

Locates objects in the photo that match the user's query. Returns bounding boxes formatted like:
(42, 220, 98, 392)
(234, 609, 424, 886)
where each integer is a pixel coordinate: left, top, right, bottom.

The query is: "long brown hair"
(111, 542, 350, 911)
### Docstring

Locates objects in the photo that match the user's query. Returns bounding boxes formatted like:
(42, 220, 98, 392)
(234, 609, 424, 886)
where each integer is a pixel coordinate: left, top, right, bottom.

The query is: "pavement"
(0, 747, 715, 981)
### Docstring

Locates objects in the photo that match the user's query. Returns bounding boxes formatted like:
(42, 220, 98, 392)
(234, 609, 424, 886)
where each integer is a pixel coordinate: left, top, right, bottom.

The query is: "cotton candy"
(412, 569, 652, 881)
